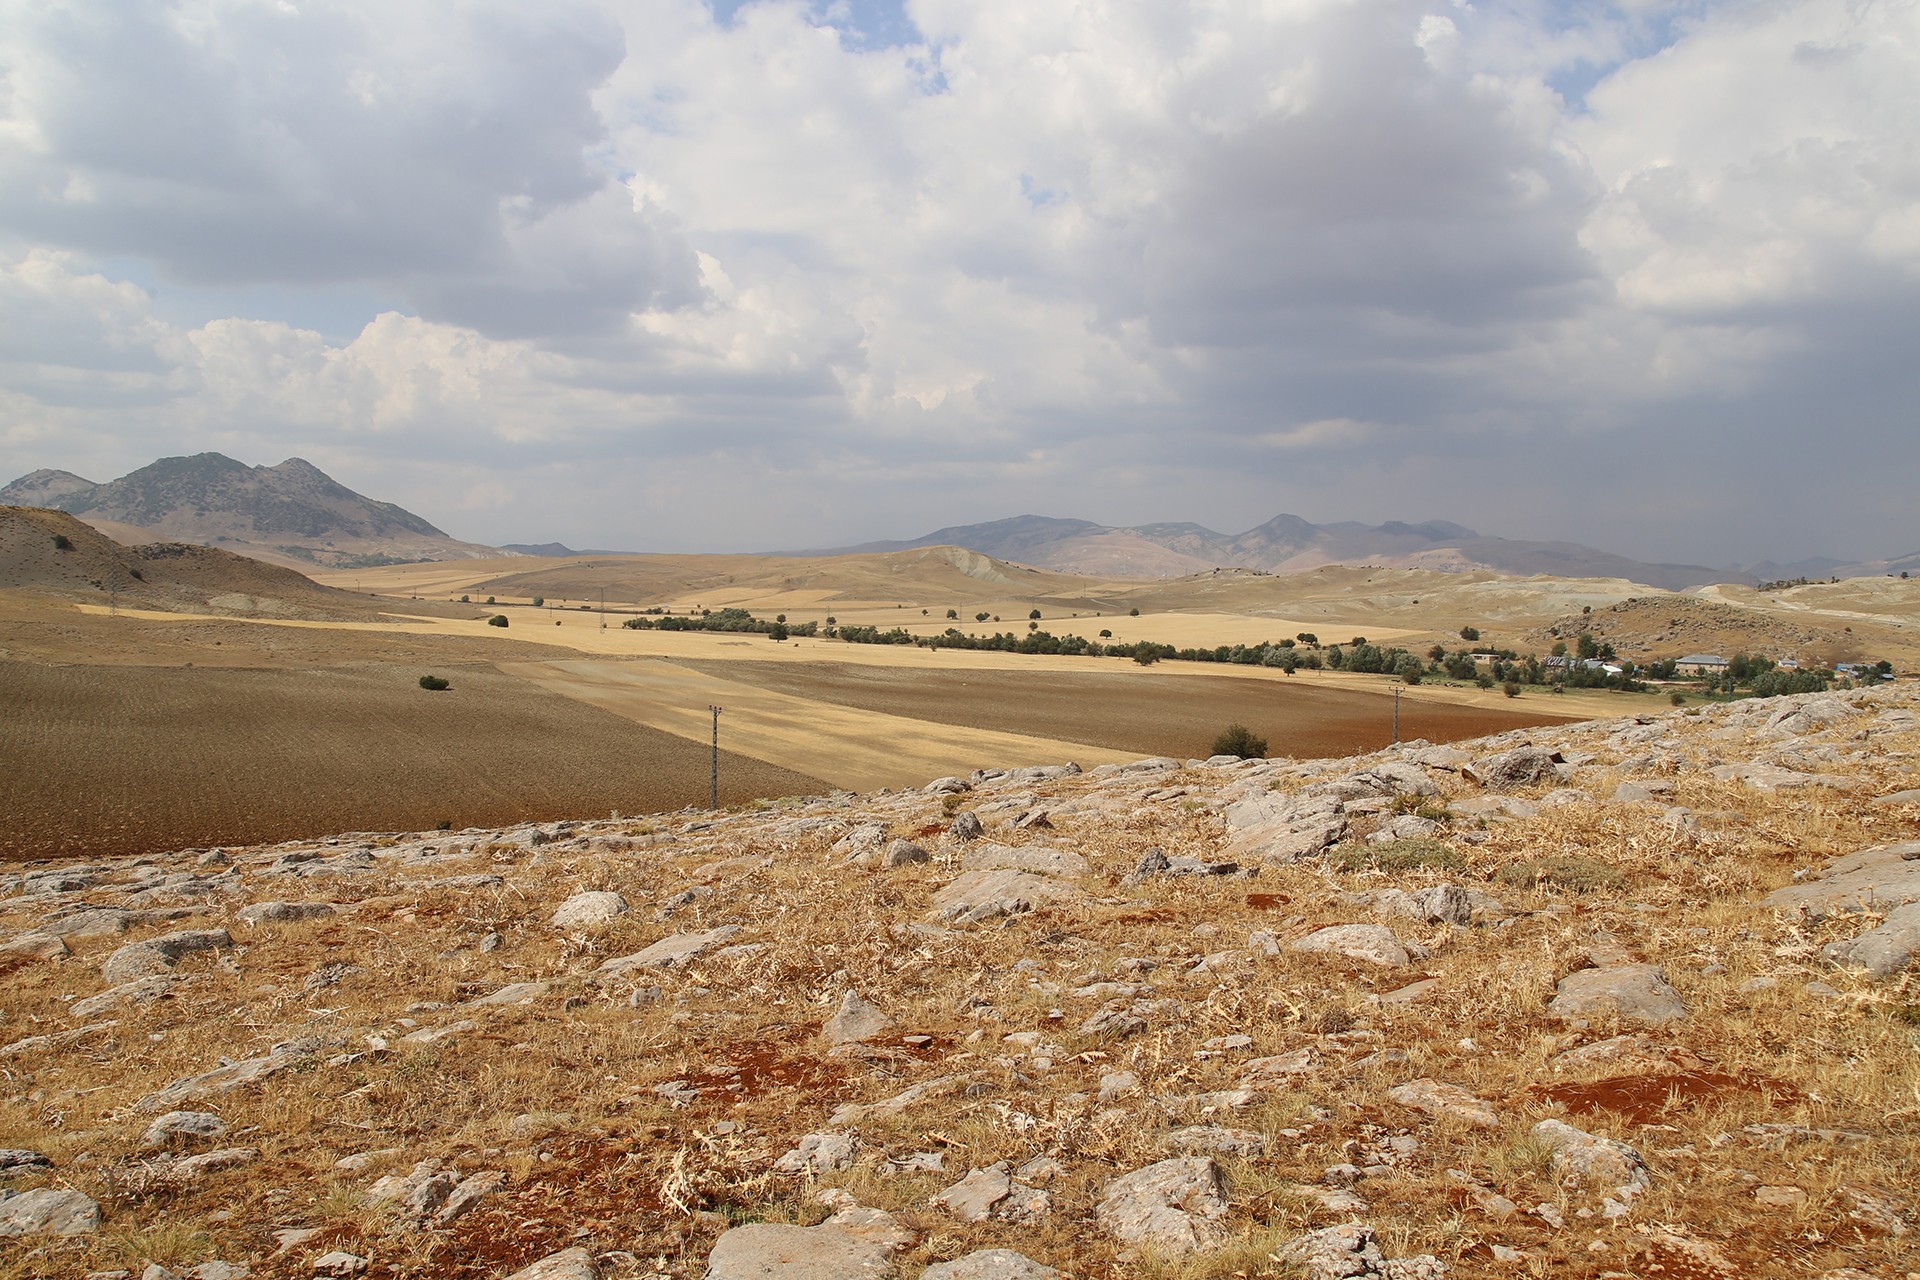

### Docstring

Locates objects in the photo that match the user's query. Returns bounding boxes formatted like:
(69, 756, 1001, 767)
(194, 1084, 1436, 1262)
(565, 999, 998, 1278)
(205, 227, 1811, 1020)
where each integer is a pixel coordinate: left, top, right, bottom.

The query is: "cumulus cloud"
(0, 0, 1915, 562)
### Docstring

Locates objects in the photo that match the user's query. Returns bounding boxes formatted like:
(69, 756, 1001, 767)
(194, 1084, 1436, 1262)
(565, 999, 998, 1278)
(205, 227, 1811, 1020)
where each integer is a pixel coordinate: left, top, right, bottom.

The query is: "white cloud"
(0, 0, 1916, 562)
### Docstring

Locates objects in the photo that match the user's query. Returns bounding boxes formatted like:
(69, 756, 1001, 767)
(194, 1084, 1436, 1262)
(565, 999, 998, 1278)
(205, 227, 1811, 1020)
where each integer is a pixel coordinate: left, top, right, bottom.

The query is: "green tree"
(1459, 625, 1479, 641)
(946, 609, 958, 620)
(1129, 607, 1140, 616)
(1211, 723, 1267, 759)
(1029, 608, 1042, 620)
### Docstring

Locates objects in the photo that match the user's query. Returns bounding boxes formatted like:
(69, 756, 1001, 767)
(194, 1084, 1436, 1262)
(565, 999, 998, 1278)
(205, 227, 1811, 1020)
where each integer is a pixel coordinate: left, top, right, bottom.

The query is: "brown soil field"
(0, 661, 824, 862)
(671, 658, 1581, 760)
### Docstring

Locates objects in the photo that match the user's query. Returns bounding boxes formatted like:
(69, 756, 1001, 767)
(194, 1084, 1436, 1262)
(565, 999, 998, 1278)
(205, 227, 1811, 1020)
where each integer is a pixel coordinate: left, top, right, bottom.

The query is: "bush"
(1129, 607, 1140, 617)
(531, 597, 544, 607)
(1133, 650, 1159, 666)
(1494, 856, 1625, 893)
(1670, 692, 1687, 706)
(1331, 838, 1462, 873)
(1502, 681, 1521, 698)
(51, 533, 72, 550)
(1211, 723, 1267, 759)
(1029, 609, 1042, 620)
(487, 615, 509, 628)
(418, 675, 451, 691)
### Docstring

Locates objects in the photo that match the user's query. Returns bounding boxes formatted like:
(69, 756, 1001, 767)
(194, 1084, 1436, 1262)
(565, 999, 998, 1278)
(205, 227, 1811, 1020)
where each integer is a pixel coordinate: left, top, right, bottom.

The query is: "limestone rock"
(550, 891, 629, 930)
(71, 974, 175, 1020)
(101, 929, 232, 985)
(235, 901, 336, 926)
(704, 1205, 911, 1279)
(1532, 1119, 1650, 1197)
(310, 1254, 368, 1279)
(1466, 747, 1560, 791)
(920, 1249, 1066, 1280)
(1762, 841, 1920, 917)
(881, 839, 929, 868)
(140, 1113, 230, 1151)
(931, 1162, 1050, 1224)
(1387, 1079, 1499, 1129)
(1273, 1222, 1449, 1279)
(960, 843, 1088, 877)
(0, 1186, 100, 1236)
(165, 1147, 259, 1182)
(464, 981, 552, 1008)
(503, 1248, 597, 1280)
(1094, 1156, 1228, 1254)
(1822, 902, 1920, 978)
(771, 1133, 858, 1174)
(137, 1046, 313, 1112)
(822, 989, 894, 1046)
(1291, 924, 1422, 968)
(1546, 964, 1687, 1026)
(1164, 1126, 1269, 1156)
(948, 812, 985, 841)
(594, 926, 743, 980)
(930, 868, 1079, 924)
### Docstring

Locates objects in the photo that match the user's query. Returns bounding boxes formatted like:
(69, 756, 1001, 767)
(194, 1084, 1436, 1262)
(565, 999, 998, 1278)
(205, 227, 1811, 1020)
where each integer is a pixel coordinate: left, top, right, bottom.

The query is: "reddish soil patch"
(695, 1042, 845, 1103)
(914, 823, 946, 838)
(1246, 892, 1292, 909)
(1529, 1071, 1802, 1125)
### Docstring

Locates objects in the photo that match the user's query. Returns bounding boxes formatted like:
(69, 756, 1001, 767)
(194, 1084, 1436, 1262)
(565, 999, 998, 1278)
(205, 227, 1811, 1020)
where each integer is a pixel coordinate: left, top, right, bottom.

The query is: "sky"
(1, 0, 1916, 566)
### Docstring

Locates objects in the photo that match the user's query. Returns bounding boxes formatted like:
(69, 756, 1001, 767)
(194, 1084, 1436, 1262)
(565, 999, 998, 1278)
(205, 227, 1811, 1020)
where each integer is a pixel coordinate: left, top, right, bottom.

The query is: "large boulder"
(1532, 1119, 1650, 1197)
(1822, 902, 1920, 979)
(1291, 924, 1423, 968)
(594, 926, 742, 981)
(101, 929, 232, 985)
(930, 869, 1080, 925)
(0, 1187, 100, 1236)
(550, 891, 629, 931)
(1465, 747, 1561, 791)
(1762, 842, 1920, 918)
(921, 1249, 1066, 1280)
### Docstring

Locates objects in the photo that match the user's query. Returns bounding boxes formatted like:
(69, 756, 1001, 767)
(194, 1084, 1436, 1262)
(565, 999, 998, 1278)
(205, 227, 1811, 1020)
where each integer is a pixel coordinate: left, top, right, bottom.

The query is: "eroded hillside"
(2, 690, 1918, 1279)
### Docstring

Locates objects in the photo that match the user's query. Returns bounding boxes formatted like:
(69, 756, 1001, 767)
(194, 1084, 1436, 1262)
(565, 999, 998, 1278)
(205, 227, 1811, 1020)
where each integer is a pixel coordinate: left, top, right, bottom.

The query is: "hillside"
(806, 514, 1731, 590)
(0, 454, 499, 570)
(0, 506, 396, 620)
(0, 688, 1915, 1278)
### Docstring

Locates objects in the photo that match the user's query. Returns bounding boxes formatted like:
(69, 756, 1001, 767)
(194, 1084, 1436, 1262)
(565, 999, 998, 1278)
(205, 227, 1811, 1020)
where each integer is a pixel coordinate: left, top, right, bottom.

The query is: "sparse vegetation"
(50, 532, 72, 550)
(418, 674, 451, 691)
(1331, 837, 1463, 872)
(487, 614, 509, 627)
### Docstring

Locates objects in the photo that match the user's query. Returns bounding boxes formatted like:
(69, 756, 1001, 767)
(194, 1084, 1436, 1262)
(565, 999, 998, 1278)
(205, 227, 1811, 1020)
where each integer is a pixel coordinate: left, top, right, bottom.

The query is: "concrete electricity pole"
(708, 705, 722, 809)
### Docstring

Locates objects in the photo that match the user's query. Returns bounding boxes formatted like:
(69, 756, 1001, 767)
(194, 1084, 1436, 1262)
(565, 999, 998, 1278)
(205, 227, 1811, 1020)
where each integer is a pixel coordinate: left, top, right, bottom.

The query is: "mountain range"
(807, 514, 1920, 591)
(5, 454, 1912, 585)
(0, 454, 498, 570)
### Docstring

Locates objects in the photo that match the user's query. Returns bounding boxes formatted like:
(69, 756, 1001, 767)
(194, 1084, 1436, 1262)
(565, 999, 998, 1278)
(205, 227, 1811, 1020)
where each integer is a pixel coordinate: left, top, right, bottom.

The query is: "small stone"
(1291, 923, 1420, 968)
(881, 839, 929, 867)
(165, 1146, 259, 1182)
(704, 1206, 912, 1279)
(501, 1245, 597, 1280)
(1753, 1184, 1808, 1207)
(771, 1132, 857, 1174)
(141, 1110, 230, 1150)
(921, 1250, 1066, 1280)
(0, 1148, 53, 1177)
(1547, 965, 1687, 1026)
(1532, 1119, 1651, 1197)
(932, 1162, 1050, 1224)
(1387, 1078, 1500, 1129)
(550, 891, 629, 930)
(309, 1254, 367, 1279)
(822, 989, 893, 1046)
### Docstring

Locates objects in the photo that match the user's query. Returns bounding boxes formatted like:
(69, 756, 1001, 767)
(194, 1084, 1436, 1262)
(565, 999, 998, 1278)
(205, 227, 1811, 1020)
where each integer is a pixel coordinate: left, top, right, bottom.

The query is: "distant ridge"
(796, 513, 1731, 590)
(0, 453, 499, 570)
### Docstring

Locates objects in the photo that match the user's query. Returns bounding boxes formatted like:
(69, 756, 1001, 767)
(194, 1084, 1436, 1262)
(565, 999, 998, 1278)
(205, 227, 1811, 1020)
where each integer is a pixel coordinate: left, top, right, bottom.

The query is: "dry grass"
(1, 690, 1917, 1278)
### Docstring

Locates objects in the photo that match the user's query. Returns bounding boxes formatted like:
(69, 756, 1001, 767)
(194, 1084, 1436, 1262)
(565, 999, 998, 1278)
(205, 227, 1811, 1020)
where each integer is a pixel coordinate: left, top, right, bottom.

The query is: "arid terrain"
(1, 685, 1915, 1280)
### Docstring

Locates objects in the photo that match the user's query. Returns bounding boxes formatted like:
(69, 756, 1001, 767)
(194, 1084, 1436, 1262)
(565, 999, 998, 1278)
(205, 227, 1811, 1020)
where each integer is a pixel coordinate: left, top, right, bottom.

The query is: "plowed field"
(0, 661, 824, 861)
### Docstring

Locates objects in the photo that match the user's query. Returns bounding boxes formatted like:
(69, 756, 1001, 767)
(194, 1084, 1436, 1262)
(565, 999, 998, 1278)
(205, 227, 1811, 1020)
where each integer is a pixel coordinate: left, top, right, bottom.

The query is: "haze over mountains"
(809, 515, 1920, 592)
(5, 453, 1914, 586)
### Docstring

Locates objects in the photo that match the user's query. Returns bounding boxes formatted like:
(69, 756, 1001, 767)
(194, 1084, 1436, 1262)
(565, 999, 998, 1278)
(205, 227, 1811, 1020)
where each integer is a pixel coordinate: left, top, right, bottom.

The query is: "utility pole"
(107, 550, 117, 618)
(600, 588, 606, 629)
(708, 705, 722, 809)
(1392, 686, 1402, 743)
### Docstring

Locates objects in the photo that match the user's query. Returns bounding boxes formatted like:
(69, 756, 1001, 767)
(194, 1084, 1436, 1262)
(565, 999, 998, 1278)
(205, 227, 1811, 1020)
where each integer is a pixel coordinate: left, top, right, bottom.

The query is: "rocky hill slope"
(2, 690, 1917, 1279)
(0, 455, 498, 570)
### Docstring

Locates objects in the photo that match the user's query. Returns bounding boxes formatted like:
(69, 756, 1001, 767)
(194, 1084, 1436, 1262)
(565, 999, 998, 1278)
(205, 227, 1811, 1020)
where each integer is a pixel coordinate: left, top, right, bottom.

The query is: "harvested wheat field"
(1, 686, 1916, 1279)
(667, 659, 1576, 761)
(0, 661, 823, 862)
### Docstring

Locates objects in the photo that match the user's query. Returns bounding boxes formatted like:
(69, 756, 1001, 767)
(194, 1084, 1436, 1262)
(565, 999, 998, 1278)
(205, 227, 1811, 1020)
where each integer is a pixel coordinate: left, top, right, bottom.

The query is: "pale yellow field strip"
(496, 658, 1139, 791)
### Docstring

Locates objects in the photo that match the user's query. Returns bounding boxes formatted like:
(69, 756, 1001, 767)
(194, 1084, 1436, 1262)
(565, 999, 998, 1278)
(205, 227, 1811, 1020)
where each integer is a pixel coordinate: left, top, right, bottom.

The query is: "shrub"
(1211, 723, 1267, 759)
(459, 594, 470, 603)
(1670, 692, 1687, 706)
(975, 612, 990, 623)
(487, 615, 509, 628)
(1099, 629, 1112, 638)
(531, 597, 544, 607)
(946, 609, 958, 620)
(51, 533, 72, 550)
(486, 596, 496, 605)
(1494, 857, 1625, 893)
(1459, 625, 1480, 641)
(1133, 650, 1159, 666)
(768, 622, 789, 641)
(1029, 609, 1042, 620)
(418, 675, 451, 691)
(1129, 607, 1140, 616)
(1503, 681, 1521, 698)
(1332, 838, 1462, 873)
